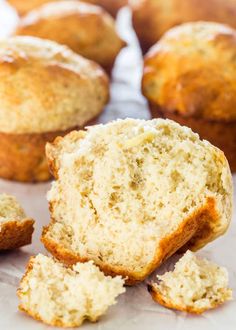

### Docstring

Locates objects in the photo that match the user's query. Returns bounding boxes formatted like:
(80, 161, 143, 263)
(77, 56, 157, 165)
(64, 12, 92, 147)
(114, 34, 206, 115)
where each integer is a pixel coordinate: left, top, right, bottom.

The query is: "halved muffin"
(42, 118, 232, 284)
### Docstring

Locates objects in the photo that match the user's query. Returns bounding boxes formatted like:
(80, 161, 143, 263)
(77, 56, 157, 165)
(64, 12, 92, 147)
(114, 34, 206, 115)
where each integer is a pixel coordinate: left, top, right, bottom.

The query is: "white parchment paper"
(0, 3, 235, 329)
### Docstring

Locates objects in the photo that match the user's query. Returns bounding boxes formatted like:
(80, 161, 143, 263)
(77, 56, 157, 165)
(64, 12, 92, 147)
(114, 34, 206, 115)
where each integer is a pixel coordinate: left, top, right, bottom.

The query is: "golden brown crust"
(147, 284, 222, 314)
(150, 103, 236, 173)
(42, 197, 220, 285)
(131, 0, 236, 53)
(91, 0, 127, 17)
(8, 0, 127, 17)
(0, 37, 109, 134)
(0, 128, 76, 182)
(15, 1, 125, 73)
(0, 218, 34, 250)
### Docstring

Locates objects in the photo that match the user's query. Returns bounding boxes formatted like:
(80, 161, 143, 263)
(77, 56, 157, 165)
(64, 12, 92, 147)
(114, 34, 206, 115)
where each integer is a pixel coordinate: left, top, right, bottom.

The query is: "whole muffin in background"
(0, 36, 109, 182)
(8, 0, 127, 17)
(15, 1, 125, 74)
(130, 0, 236, 53)
(142, 22, 236, 171)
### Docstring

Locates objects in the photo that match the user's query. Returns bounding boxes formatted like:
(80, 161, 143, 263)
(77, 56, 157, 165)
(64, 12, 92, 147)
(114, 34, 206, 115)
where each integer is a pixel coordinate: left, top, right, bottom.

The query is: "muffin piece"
(15, 1, 125, 73)
(0, 194, 34, 250)
(42, 118, 232, 285)
(142, 22, 236, 171)
(148, 251, 232, 314)
(130, 0, 236, 53)
(8, 0, 126, 17)
(0, 36, 109, 182)
(18, 254, 125, 327)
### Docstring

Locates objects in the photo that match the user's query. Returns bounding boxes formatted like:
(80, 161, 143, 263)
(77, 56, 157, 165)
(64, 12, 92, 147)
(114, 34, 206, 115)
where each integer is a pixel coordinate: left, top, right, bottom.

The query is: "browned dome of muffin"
(130, 0, 236, 53)
(8, 0, 127, 17)
(0, 36, 109, 182)
(142, 22, 236, 171)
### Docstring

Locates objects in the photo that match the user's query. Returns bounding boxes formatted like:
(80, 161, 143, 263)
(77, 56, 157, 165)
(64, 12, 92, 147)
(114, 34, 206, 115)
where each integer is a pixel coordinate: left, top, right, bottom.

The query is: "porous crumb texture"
(44, 118, 232, 282)
(0, 36, 109, 134)
(149, 251, 232, 314)
(0, 194, 26, 223)
(18, 254, 125, 327)
(16, 1, 125, 72)
(0, 194, 34, 250)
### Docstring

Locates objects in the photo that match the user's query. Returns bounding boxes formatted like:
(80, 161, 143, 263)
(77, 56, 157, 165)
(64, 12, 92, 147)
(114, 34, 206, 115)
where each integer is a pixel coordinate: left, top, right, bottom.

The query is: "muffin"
(148, 251, 232, 314)
(0, 194, 34, 250)
(8, 0, 127, 17)
(15, 1, 125, 73)
(18, 255, 125, 327)
(142, 22, 236, 171)
(0, 36, 109, 182)
(130, 0, 236, 53)
(42, 118, 232, 285)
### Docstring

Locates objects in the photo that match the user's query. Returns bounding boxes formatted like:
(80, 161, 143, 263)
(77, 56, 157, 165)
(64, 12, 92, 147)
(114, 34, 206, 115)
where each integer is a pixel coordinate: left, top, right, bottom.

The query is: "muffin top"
(142, 22, 236, 121)
(15, 1, 124, 72)
(130, 0, 236, 52)
(8, 0, 126, 17)
(0, 36, 109, 134)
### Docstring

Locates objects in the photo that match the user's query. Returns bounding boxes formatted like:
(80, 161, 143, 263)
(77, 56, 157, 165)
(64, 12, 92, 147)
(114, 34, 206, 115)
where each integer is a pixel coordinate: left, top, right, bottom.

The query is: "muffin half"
(42, 118, 232, 284)
(0, 36, 109, 182)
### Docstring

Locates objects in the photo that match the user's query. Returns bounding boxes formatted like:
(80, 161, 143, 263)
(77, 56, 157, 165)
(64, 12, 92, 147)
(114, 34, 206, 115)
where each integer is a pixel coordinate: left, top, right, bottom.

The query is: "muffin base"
(0, 218, 34, 250)
(149, 103, 236, 172)
(0, 128, 75, 183)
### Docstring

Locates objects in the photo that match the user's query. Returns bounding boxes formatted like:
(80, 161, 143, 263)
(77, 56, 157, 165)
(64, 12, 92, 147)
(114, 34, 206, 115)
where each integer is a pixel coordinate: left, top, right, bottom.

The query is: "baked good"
(148, 251, 232, 314)
(0, 194, 34, 250)
(0, 36, 109, 182)
(8, 0, 127, 17)
(42, 118, 232, 285)
(18, 254, 125, 327)
(130, 0, 236, 53)
(142, 22, 236, 171)
(15, 1, 125, 73)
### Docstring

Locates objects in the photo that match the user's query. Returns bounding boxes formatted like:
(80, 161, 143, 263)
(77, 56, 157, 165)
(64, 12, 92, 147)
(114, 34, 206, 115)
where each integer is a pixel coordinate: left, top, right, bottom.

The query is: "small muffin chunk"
(18, 254, 125, 328)
(42, 118, 232, 284)
(15, 1, 125, 73)
(148, 251, 232, 314)
(130, 0, 236, 53)
(0, 194, 34, 250)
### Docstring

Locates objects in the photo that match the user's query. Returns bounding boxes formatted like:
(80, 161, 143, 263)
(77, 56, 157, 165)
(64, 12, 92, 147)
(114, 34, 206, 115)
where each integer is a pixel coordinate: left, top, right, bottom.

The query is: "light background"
(0, 2, 235, 329)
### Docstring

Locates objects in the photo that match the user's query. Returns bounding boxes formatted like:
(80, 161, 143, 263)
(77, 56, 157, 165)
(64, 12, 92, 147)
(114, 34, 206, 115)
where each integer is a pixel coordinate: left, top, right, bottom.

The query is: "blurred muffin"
(0, 36, 109, 182)
(130, 0, 236, 53)
(142, 22, 236, 171)
(8, 0, 127, 17)
(15, 1, 125, 73)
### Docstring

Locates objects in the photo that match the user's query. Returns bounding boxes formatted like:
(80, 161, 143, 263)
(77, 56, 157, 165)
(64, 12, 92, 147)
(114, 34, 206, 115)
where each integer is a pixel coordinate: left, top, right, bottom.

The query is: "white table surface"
(0, 2, 235, 329)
